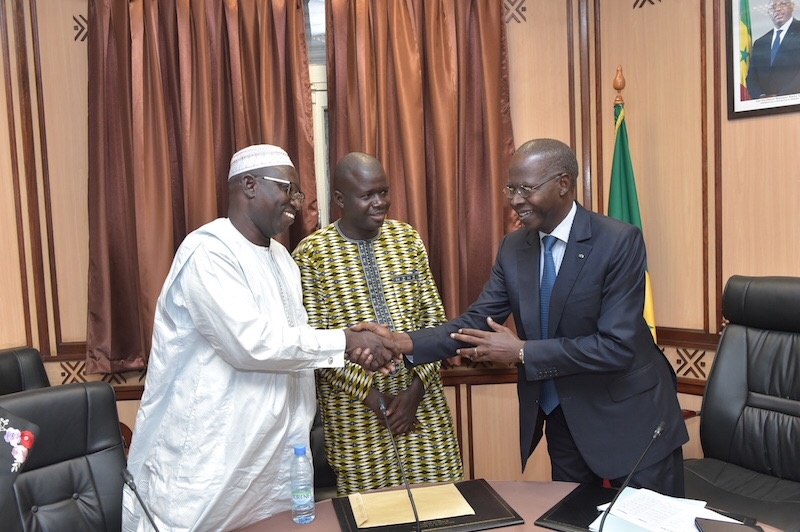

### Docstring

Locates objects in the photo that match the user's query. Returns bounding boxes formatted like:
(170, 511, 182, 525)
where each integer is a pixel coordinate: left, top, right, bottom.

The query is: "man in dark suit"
(746, 0, 800, 98)
(359, 138, 688, 496)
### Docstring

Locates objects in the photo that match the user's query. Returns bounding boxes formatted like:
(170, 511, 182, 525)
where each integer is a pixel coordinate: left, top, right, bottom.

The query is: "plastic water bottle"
(291, 444, 315, 524)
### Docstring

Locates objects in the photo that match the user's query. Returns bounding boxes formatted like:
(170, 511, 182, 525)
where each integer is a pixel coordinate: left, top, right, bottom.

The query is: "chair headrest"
(723, 275, 800, 333)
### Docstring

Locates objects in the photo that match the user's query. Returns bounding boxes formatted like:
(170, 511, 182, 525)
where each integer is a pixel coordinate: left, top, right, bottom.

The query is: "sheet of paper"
(348, 483, 475, 528)
(589, 488, 740, 532)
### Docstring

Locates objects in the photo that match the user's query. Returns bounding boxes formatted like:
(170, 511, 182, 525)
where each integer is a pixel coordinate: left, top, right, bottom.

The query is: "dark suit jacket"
(746, 18, 800, 98)
(408, 204, 688, 480)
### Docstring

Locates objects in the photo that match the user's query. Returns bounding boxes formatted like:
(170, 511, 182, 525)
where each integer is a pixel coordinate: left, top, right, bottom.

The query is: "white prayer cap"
(228, 144, 295, 180)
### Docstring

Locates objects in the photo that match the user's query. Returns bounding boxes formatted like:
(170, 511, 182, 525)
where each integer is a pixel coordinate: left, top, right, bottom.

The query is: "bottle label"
(292, 489, 313, 505)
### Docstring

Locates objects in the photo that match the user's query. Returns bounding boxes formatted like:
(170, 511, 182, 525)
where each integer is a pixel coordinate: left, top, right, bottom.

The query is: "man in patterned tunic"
(293, 152, 463, 495)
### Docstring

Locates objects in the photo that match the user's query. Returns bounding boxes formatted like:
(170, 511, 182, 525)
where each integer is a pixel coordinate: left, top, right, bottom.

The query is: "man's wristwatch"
(518, 347, 525, 365)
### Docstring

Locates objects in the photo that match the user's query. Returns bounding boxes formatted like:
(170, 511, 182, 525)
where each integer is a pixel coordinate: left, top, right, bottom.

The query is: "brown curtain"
(326, 0, 515, 318)
(86, 0, 317, 373)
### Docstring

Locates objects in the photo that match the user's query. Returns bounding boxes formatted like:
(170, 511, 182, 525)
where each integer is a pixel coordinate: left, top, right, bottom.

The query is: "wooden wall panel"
(443, 385, 469, 478)
(36, 0, 89, 344)
(0, 0, 89, 355)
(678, 393, 703, 460)
(0, 0, 31, 349)
(598, 1, 707, 332)
(0, 125, 29, 349)
(720, 117, 800, 278)
(469, 383, 550, 482)
(506, 1, 574, 148)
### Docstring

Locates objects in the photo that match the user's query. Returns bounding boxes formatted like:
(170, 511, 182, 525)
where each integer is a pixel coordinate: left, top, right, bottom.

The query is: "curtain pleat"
(326, 0, 514, 318)
(86, 0, 316, 373)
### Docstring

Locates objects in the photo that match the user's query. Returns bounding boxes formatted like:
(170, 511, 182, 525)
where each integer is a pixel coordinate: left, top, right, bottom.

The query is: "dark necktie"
(539, 235, 559, 414)
(771, 29, 783, 66)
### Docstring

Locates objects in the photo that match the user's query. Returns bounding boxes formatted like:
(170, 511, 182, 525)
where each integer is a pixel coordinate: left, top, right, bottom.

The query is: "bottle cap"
(293, 444, 306, 455)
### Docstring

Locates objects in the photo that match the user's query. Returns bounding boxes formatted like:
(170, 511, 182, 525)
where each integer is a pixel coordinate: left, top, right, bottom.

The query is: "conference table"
(240, 480, 580, 531)
(239, 480, 782, 531)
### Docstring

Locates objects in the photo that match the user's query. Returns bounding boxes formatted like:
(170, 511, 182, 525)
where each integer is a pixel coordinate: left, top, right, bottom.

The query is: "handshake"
(343, 322, 411, 374)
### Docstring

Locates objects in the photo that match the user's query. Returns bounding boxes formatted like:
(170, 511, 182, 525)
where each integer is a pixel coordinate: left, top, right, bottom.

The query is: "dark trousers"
(542, 406, 685, 497)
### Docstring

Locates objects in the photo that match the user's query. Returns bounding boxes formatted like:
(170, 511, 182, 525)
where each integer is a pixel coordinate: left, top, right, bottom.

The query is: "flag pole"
(613, 65, 625, 104)
(608, 66, 658, 343)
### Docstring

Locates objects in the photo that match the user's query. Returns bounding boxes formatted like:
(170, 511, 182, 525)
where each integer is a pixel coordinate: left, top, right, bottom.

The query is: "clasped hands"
(364, 376, 424, 436)
(344, 322, 404, 375)
(345, 317, 523, 371)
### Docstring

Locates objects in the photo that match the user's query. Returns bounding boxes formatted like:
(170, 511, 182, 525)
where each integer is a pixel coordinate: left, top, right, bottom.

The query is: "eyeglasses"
(768, 2, 793, 13)
(253, 175, 305, 203)
(502, 173, 564, 199)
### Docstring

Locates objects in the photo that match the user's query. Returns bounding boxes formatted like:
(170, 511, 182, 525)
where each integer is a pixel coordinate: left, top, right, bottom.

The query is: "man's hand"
(350, 322, 414, 354)
(451, 316, 524, 365)
(383, 376, 423, 435)
(344, 325, 400, 374)
(364, 388, 392, 427)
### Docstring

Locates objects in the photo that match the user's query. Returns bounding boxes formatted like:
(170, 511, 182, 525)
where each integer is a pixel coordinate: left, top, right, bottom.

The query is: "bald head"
(513, 138, 579, 188)
(333, 152, 391, 240)
(333, 152, 384, 190)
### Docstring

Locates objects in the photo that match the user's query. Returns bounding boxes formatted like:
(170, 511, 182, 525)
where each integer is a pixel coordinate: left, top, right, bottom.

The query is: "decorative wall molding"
(504, 0, 528, 24)
(73, 14, 87, 42)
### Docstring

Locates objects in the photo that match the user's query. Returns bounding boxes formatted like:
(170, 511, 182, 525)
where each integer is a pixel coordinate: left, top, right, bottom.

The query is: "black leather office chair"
(0, 347, 133, 456)
(0, 347, 50, 395)
(0, 381, 127, 532)
(684, 275, 800, 531)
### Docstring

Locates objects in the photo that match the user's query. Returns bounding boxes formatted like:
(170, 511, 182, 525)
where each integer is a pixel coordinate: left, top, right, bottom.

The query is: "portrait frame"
(727, 0, 800, 119)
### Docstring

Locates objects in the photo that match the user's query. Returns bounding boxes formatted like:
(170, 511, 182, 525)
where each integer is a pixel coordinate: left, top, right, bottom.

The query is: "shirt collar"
(539, 201, 577, 245)
(776, 17, 794, 35)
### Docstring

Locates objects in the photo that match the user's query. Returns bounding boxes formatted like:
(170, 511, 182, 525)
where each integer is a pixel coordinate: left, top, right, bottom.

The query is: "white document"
(588, 487, 740, 532)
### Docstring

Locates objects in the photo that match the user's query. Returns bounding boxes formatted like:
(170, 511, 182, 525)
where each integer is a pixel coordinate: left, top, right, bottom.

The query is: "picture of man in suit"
(356, 138, 688, 496)
(746, 0, 800, 98)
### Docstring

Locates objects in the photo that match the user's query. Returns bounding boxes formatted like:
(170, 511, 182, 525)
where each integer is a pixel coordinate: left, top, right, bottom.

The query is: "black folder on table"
(534, 483, 616, 532)
(331, 478, 523, 531)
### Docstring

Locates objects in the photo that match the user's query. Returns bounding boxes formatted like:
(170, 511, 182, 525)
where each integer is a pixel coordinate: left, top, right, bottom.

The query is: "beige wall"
(2, 0, 798, 480)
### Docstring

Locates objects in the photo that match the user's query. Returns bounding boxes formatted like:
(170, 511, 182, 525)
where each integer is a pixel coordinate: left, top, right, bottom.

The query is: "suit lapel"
(548, 206, 593, 333)
(775, 19, 800, 65)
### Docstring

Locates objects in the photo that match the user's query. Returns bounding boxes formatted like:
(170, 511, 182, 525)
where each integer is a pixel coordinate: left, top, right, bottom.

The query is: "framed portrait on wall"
(727, 0, 800, 118)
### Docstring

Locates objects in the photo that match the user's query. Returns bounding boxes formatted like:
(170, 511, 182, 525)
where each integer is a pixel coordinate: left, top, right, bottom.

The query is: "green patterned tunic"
(293, 219, 463, 495)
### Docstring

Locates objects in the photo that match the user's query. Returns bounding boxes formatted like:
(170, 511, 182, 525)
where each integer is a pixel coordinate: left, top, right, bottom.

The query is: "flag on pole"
(608, 102, 657, 343)
(739, 0, 753, 100)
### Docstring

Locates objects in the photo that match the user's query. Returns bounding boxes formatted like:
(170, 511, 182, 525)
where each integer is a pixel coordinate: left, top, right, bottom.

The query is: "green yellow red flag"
(608, 102, 657, 342)
(739, 0, 752, 100)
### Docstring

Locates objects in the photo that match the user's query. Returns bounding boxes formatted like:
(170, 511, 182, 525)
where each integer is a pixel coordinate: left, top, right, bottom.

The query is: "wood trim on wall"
(1, 0, 32, 347)
(592, 0, 603, 211)
(466, 384, 474, 480)
(578, 0, 592, 208)
(114, 385, 145, 401)
(699, 0, 711, 333)
(453, 384, 463, 471)
(566, 0, 577, 152)
(657, 327, 719, 350)
(712, 0, 724, 328)
(677, 377, 706, 396)
(110, 359, 706, 404)
(28, 0, 61, 354)
(11, 0, 49, 355)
